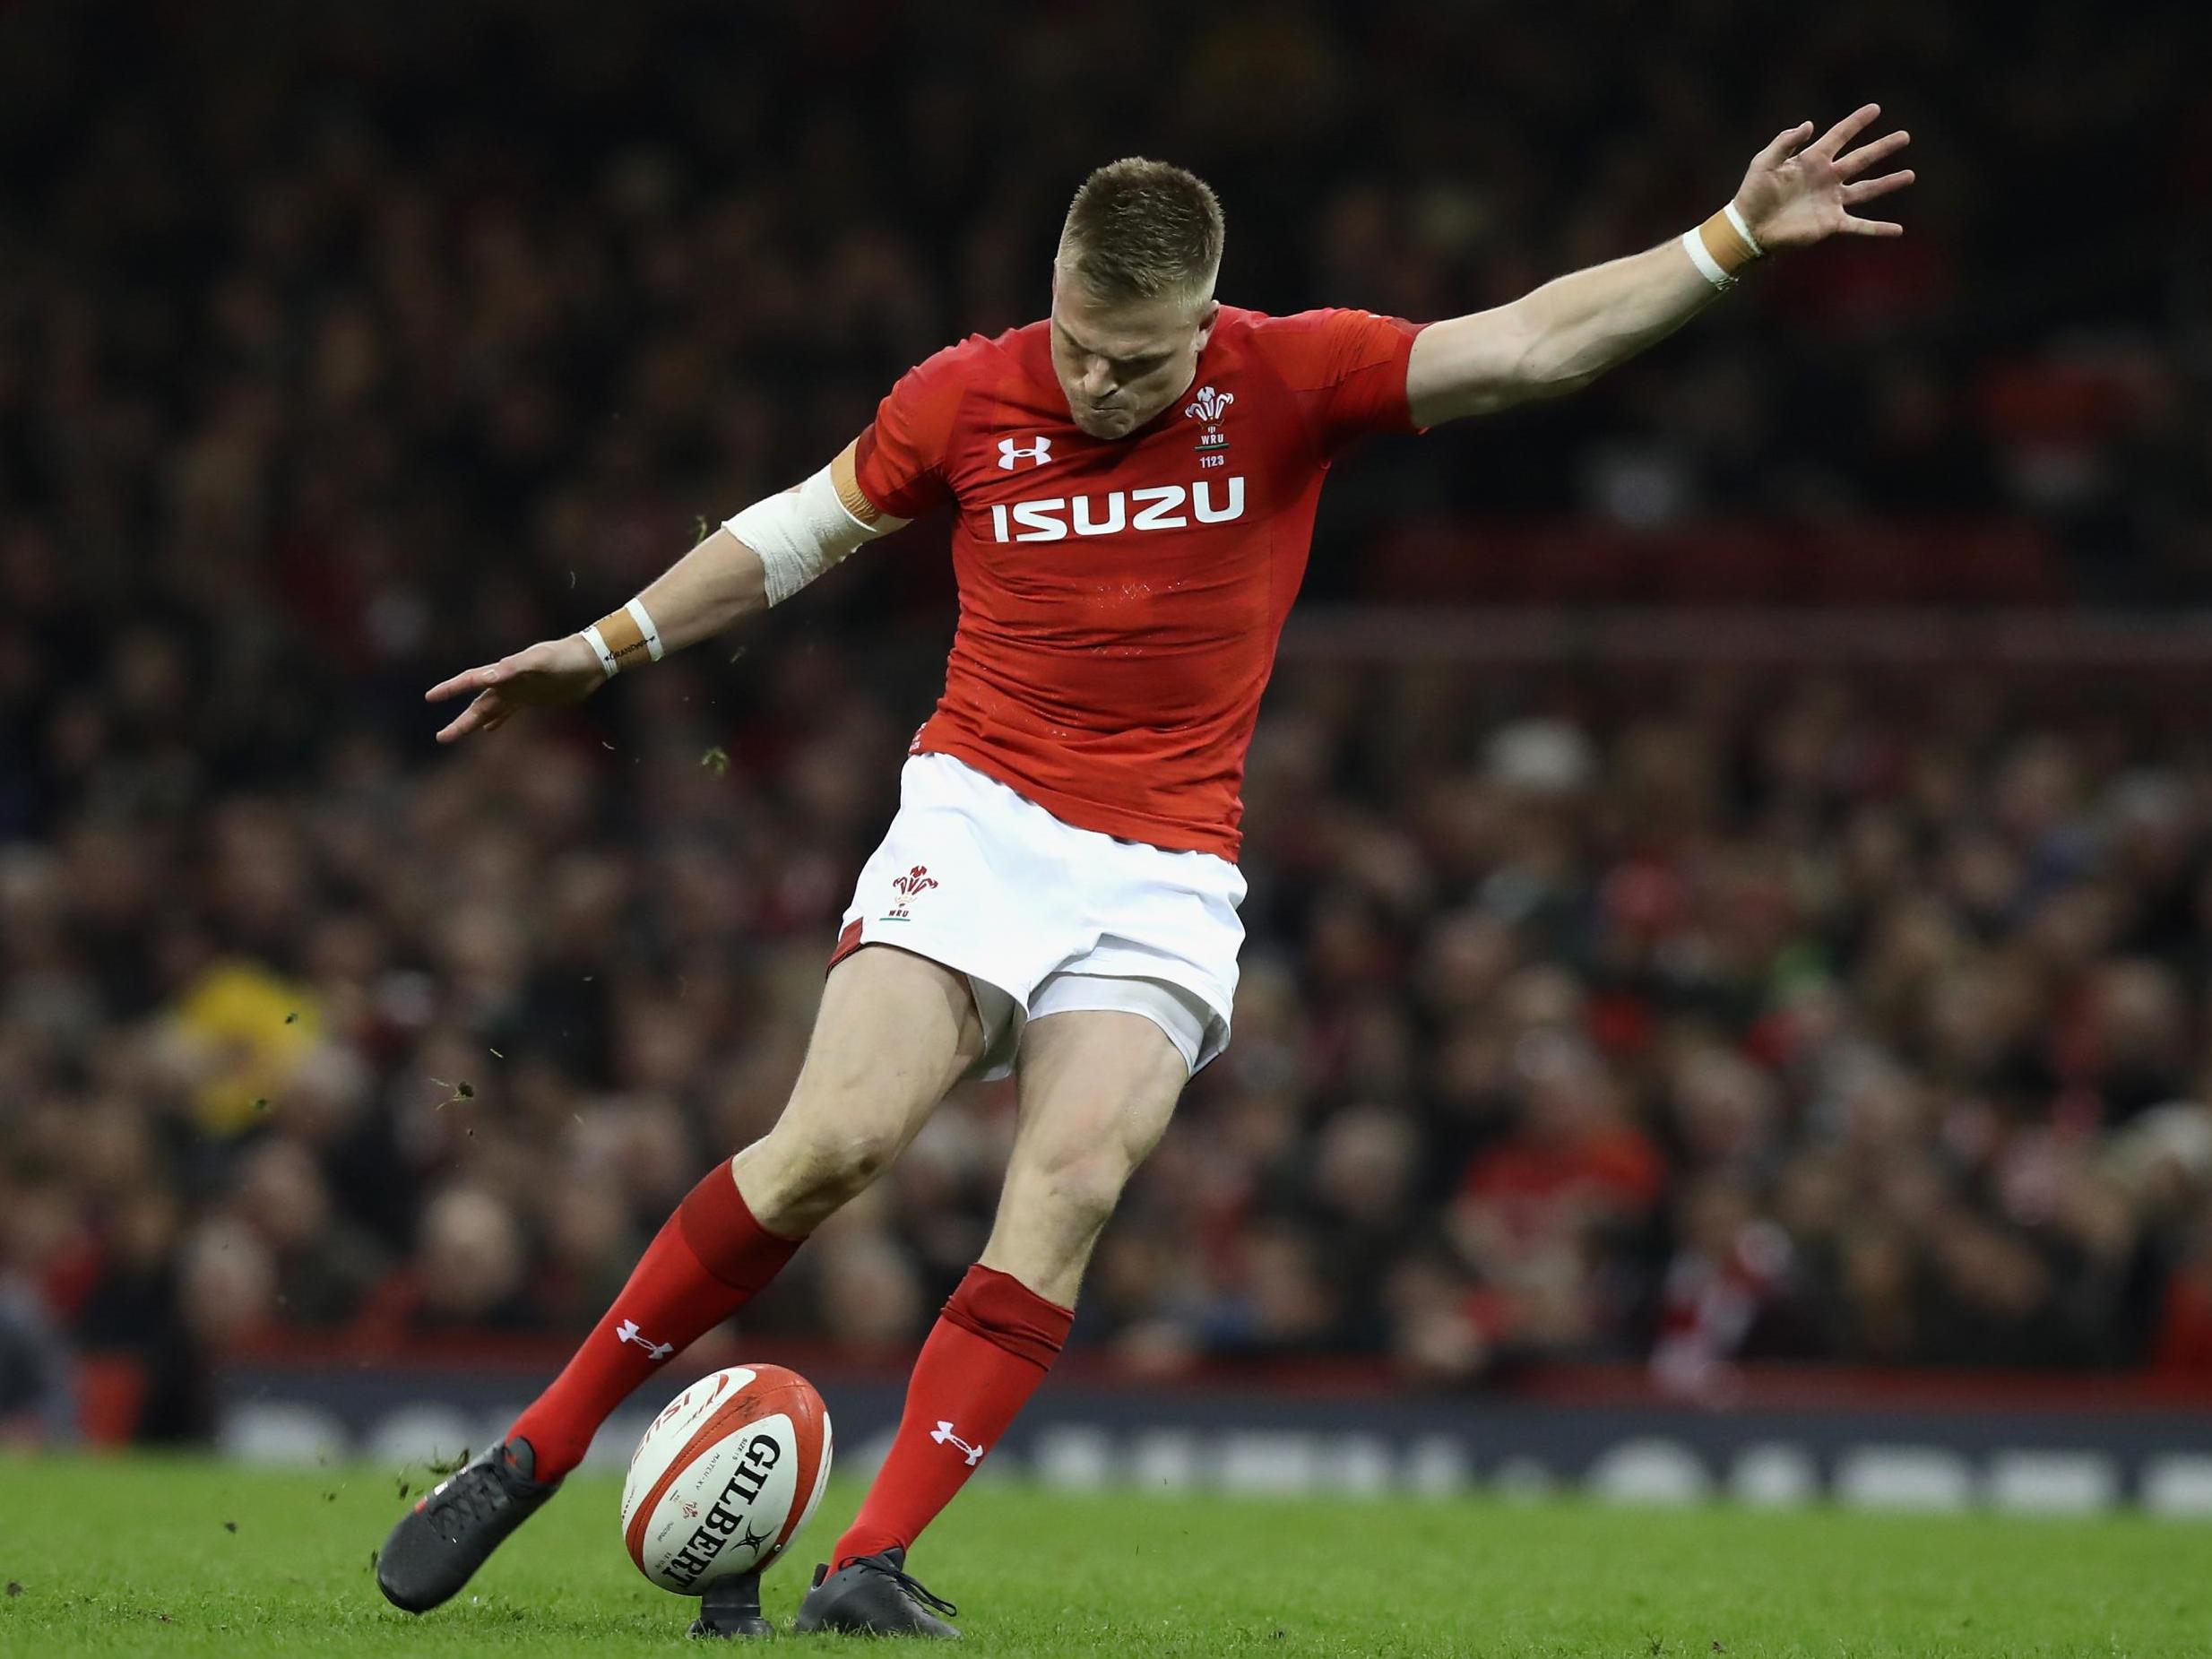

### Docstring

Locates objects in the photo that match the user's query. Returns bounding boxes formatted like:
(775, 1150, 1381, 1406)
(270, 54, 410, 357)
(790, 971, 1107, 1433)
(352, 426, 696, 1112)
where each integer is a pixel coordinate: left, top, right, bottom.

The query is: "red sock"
(832, 1264, 1073, 1568)
(506, 1162, 802, 1480)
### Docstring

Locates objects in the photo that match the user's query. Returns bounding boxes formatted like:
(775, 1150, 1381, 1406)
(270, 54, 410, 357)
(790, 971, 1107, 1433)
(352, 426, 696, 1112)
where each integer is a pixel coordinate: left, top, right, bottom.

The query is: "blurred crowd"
(13, 643, 2212, 1437)
(4, 0, 2212, 1439)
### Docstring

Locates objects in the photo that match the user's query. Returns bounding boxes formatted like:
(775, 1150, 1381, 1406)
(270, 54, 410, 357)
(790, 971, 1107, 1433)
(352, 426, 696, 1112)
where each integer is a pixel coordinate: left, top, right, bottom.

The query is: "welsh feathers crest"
(1185, 385, 1234, 422)
(1186, 385, 1233, 455)
(886, 863, 938, 920)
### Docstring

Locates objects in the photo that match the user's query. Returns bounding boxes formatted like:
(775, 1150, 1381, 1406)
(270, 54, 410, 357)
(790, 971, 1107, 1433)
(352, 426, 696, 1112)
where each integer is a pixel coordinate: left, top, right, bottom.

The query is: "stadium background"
(2, 0, 2210, 1501)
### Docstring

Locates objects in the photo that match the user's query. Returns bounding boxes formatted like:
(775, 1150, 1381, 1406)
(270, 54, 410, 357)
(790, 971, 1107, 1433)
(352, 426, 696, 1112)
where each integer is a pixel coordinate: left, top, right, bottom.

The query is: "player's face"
(1050, 273, 1218, 440)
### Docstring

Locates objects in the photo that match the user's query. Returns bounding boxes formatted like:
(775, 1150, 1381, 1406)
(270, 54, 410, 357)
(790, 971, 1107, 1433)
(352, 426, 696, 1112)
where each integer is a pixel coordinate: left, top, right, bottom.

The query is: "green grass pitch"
(1, 1457, 2205, 1655)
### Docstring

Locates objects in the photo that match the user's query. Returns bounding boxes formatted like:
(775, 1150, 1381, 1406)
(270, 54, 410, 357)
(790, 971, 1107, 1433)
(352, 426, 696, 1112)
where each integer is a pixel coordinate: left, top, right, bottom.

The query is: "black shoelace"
(877, 1560, 959, 1620)
(428, 1462, 513, 1540)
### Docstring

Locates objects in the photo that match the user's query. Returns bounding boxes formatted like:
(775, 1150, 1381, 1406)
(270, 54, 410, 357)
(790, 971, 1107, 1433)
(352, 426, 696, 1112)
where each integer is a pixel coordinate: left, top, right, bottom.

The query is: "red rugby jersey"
(851, 305, 1421, 860)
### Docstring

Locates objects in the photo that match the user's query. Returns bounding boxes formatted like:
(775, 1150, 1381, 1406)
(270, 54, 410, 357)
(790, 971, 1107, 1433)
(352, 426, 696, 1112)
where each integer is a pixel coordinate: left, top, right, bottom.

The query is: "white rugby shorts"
(831, 754, 1245, 1077)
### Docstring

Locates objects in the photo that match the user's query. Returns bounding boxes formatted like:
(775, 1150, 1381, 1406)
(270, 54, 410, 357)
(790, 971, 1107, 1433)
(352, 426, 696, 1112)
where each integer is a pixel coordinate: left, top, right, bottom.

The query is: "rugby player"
(378, 111, 1912, 1637)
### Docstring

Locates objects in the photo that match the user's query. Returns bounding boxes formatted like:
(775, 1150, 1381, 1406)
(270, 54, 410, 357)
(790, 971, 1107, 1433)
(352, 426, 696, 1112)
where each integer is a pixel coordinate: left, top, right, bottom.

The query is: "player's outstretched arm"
(425, 445, 904, 743)
(1405, 104, 1914, 427)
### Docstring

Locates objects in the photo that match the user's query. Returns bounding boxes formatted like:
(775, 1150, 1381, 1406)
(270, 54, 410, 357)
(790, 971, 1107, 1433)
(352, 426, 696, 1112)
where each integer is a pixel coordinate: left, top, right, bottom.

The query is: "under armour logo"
(929, 1421, 986, 1465)
(998, 435, 1051, 470)
(617, 1318, 674, 1361)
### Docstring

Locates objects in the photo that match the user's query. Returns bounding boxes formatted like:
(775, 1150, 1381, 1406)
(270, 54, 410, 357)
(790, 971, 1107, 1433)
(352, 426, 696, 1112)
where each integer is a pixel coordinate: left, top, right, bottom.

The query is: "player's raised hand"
(424, 634, 604, 743)
(1732, 104, 1914, 250)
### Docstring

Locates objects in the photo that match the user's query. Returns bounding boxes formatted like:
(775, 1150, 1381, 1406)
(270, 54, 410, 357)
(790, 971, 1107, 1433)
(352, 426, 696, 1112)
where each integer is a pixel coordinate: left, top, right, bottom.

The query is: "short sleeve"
(850, 345, 968, 521)
(1265, 307, 1425, 453)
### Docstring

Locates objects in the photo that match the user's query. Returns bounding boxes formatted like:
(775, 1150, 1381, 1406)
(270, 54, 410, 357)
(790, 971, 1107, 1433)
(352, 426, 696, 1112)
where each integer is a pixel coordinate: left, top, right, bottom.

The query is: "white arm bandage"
(724, 466, 886, 607)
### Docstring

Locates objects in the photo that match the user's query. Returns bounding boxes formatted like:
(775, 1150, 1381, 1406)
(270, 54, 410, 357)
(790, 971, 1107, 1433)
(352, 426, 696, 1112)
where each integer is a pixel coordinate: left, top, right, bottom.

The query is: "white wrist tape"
(624, 598, 664, 661)
(581, 625, 619, 677)
(1681, 227, 1734, 289)
(725, 467, 884, 607)
(1723, 200, 1763, 257)
(578, 596, 664, 678)
(1683, 202, 1765, 291)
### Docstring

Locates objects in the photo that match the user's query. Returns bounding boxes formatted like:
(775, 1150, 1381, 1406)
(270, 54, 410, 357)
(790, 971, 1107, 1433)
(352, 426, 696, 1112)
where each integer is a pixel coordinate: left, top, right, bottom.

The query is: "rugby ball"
(619, 1364, 833, 1594)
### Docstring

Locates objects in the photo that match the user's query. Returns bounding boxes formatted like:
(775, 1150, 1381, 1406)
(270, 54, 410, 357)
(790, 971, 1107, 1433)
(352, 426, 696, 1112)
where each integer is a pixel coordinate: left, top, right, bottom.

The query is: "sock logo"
(616, 1318, 675, 1361)
(929, 1421, 986, 1466)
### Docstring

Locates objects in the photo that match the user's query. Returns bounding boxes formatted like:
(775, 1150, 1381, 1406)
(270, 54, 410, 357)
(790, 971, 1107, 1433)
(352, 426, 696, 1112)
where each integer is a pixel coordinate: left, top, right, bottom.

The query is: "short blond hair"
(1058, 158, 1224, 309)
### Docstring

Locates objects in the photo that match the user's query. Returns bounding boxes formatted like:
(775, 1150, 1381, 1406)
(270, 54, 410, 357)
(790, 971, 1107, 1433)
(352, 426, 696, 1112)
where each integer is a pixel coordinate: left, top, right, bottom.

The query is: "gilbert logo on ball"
(620, 1365, 834, 1594)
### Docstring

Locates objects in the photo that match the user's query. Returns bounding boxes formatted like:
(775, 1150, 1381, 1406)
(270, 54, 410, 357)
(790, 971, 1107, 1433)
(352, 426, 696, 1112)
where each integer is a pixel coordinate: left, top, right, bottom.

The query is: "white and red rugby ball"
(620, 1364, 834, 1594)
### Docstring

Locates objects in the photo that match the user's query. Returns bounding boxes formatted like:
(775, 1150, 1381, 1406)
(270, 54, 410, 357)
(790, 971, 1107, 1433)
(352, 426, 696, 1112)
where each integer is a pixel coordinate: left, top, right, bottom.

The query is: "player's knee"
(801, 1122, 903, 1203)
(1024, 1137, 1138, 1231)
(756, 1113, 904, 1213)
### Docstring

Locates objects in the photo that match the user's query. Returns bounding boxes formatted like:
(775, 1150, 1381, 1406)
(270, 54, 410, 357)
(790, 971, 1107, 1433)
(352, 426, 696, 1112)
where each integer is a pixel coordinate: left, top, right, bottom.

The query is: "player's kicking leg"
(376, 946, 983, 1615)
(794, 1005, 1188, 1637)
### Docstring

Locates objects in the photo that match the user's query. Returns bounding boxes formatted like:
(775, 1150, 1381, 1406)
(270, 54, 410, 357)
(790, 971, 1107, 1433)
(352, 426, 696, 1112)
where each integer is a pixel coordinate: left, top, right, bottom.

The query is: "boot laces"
(426, 1459, 513, 1541)
(876, 1558, 958, 1619)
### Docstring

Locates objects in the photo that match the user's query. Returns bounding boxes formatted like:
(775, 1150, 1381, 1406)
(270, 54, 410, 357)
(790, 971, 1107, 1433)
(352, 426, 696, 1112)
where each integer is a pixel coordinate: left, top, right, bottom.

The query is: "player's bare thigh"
(981, 1008, 1189, 1307)
(731, 944, 985, 1237)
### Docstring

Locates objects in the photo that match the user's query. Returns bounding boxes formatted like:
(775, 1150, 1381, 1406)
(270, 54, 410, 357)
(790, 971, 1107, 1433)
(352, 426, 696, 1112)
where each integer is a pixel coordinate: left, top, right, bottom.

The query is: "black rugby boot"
(376, 1439, 561, 1612)
(791, 1548, 960, 1638)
